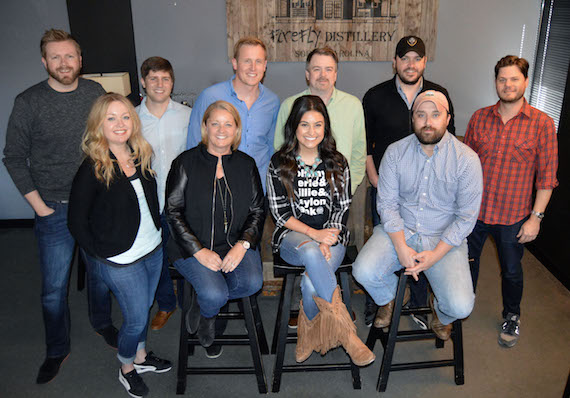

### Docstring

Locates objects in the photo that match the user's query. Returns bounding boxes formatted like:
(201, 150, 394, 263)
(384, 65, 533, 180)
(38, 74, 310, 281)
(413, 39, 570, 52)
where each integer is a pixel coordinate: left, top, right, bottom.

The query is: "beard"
(498, 89, 525, 104)
(47, 64, 80, 86)
(414, 125, 446, 145)
(397, 68, 424, 85)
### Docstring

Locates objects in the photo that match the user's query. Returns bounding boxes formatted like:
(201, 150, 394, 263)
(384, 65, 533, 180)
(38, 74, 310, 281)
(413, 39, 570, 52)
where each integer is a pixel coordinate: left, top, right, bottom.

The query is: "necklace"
(296, 155, 322, 177)
(217, 178, 229, 233)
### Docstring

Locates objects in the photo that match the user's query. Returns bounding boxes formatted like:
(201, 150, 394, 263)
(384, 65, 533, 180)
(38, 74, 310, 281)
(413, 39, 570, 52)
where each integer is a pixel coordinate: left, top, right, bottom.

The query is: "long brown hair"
(81, 93, 155, 187)
(274, 95, 345, 199)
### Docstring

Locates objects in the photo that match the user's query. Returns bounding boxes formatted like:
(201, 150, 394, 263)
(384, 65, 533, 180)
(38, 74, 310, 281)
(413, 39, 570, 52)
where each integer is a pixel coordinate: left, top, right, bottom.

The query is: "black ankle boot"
(197, 315, 216, 347)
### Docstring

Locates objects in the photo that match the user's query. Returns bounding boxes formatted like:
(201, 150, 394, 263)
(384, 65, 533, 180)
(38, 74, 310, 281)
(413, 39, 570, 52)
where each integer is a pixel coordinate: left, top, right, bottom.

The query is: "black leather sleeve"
(240, 163, 266, 249)
(165, 157, 204, 258)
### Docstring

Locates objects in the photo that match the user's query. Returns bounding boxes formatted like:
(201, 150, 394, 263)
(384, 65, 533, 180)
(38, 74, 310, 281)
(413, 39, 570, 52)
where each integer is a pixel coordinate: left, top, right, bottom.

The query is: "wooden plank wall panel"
(227, 0, 438, 62)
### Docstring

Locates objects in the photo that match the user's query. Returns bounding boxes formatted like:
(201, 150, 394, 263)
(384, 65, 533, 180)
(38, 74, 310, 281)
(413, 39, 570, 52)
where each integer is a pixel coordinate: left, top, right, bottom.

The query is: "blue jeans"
(467, 218, 526, 318)
(82, 249, 113, 331)
(369, 187, 428, 308)
(86, 247, 162, 364)
(353, 224, 474, 325)
(278, 231, 346, 320)
(34, 202, 75, 358)
(174, 248, 263, 318)
(154, 213, 177, 312)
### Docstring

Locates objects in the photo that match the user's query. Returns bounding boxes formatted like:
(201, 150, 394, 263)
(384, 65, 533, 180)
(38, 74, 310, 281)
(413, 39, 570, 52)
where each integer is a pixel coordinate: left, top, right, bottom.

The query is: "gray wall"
(1, 0, 542, 219)
(0, 1, 70, 219)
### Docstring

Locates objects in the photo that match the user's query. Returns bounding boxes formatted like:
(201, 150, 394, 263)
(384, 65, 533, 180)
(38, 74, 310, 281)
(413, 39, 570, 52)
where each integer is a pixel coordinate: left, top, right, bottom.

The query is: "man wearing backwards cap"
(361, 35, 456, 328)
(353, 90, 482, 340)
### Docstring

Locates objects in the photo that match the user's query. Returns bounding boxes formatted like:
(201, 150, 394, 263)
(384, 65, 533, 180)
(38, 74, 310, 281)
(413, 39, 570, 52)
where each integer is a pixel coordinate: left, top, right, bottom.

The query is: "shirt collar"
(228, 77, 264, 100)
(306, 87, 337, 105)
(492, 98, 531, 119)
(139, 97, 174, 119)
(395, 76, 423, 108)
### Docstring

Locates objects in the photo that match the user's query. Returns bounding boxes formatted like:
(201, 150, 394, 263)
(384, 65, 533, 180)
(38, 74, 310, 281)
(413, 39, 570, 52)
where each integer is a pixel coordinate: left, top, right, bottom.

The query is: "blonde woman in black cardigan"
(68, 93, 170, 398)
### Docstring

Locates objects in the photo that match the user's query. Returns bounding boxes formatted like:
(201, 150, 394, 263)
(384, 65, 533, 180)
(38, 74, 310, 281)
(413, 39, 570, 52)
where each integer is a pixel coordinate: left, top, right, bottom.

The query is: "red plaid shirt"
(464, 99, 558, 225)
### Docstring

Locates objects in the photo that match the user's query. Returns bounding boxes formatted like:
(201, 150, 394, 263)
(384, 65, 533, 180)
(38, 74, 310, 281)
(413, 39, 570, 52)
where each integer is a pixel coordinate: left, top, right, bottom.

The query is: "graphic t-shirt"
(295, 162, 330, 231)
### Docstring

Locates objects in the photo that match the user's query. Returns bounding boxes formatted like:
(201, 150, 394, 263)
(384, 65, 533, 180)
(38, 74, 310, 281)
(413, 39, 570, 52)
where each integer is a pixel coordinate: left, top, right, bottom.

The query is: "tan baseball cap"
(412, 90, 449, 113)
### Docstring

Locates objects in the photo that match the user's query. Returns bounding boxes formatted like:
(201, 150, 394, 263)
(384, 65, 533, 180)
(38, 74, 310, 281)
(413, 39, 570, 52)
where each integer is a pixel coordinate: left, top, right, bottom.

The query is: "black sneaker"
(205, 345, 223, 359)
(119, 368, 149, 398)
(364, 301, 378, 327)
(133, 352, 172, 374)
(96, 325, 119, 349)
(410, 313, 428, 330)
(498, 313, 520, 348)
(36, 354, 69, 384)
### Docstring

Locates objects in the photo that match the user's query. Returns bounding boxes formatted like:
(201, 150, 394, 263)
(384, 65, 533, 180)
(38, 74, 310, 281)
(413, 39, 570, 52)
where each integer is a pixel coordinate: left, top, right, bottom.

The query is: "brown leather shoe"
(373, 285, 411, 328)
(429, 294, 451, 340)
(151, 309, 176, 330)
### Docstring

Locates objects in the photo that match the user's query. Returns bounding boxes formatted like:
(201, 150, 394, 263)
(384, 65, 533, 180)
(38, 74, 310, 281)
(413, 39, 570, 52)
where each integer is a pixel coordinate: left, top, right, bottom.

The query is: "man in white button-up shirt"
(136, 57, 191, 330)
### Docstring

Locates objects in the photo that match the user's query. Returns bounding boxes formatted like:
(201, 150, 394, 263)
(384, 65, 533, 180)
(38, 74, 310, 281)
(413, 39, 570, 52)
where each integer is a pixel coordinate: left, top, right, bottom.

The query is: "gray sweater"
(3, 78, 105, 202)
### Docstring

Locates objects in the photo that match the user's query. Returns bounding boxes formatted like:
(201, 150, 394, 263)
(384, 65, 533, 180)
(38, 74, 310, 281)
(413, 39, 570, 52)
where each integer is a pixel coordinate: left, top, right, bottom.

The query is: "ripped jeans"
(278, 231, 346, 319)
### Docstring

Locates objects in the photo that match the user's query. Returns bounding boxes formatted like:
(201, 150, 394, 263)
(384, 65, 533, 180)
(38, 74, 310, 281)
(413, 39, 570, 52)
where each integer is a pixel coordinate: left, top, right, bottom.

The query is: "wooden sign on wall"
(226, 0, 438, 62)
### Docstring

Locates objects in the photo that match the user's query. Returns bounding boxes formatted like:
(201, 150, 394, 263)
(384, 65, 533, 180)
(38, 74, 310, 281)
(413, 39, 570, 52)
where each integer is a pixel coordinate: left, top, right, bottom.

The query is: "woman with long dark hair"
(267, 95, 374, 366)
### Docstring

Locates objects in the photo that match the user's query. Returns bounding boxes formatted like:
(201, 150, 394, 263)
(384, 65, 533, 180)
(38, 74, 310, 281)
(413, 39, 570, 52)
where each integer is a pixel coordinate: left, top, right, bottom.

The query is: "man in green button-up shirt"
(273, 47, 366, 195)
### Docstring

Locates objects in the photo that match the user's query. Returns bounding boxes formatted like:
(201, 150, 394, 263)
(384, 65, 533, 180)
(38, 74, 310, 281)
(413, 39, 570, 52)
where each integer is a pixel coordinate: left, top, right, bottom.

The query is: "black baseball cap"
(396, 36, 426, 58)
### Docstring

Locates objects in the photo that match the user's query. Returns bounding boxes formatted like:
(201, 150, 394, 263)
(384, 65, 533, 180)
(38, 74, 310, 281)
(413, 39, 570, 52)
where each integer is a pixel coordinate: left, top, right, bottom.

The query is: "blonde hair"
(233, 37, 267, 60)
(40, 29, 80, 58)
(200, 101, 242, 151)
(81, 93, 155, 187)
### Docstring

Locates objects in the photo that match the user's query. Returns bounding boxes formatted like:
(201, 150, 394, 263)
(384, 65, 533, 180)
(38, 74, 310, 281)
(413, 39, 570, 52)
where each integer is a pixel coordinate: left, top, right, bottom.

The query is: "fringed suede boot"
(295, 300, 322, 363)
(313, 286, 375, 366)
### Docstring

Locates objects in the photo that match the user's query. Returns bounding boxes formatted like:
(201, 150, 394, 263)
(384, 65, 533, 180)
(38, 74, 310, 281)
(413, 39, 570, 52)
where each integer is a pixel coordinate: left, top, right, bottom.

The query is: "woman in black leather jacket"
(166, 100, 265, 354)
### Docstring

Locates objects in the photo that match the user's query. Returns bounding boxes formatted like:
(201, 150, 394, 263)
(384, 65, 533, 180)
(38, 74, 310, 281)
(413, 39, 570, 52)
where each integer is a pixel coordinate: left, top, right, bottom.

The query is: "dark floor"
(0, 227, 569, 397)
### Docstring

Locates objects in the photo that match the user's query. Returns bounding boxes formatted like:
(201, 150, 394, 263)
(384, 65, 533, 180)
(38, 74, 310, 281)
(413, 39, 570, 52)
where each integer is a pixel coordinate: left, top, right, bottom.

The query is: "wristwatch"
(531, 210, 545, 220)
(238, 240, 251, 250)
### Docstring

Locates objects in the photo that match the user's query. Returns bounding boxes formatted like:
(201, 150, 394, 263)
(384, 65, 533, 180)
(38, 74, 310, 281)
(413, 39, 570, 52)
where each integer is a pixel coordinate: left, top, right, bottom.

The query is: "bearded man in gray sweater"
(3, 29, 115, 384)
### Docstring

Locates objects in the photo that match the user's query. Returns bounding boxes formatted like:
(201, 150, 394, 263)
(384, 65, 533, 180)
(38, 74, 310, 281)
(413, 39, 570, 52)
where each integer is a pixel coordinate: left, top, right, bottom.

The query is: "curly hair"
(81, 93, 155, 187)
(275, 95, 345, 199)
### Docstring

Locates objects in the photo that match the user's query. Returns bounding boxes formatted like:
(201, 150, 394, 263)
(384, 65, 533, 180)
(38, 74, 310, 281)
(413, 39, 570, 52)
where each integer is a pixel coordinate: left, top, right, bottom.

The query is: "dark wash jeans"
(35, 201, 113, 358)
(174, 248, 263, 318)
(467, 217, 526, 318)
(154, 213, 177, 312)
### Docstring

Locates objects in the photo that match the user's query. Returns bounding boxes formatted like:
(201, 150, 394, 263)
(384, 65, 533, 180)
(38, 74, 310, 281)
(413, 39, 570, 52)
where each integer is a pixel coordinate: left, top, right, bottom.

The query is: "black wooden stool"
(271, 245, 361, 393)
(175, 277, 269, 394)
(365, 271, 465, 392)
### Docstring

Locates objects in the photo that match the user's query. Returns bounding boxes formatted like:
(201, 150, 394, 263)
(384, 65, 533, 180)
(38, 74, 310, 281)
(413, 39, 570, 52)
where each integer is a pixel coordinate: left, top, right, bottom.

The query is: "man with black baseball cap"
(361, 35, 455, 328)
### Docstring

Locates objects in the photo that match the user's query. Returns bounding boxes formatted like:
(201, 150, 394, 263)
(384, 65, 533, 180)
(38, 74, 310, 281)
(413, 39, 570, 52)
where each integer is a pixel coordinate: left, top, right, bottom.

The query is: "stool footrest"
(390, 359, 456, 371)
(394, 330, 439, 341)
(401, 307, 431, 316)
(185, 367, 259, 375)
(282, 364, 353, 372)
(186, 334, 257, 345)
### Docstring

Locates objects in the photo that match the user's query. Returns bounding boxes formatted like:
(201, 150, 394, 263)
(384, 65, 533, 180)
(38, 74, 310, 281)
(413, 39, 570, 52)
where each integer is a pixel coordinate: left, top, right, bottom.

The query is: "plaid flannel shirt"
(464, 100, 558, 225)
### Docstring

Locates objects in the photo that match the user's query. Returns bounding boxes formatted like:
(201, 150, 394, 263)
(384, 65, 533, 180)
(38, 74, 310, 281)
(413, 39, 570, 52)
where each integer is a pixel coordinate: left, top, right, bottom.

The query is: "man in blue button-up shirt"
(187, 37, 280, 192)
(353, 91, 482, 340)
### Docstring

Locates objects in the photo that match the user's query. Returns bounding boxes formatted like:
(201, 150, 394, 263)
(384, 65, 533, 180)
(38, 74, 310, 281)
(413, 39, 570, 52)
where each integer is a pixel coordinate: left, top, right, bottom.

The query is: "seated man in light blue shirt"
(186, 37, 280, 192)
(353, 91, 482, 340)
(136, 56, 191, 330)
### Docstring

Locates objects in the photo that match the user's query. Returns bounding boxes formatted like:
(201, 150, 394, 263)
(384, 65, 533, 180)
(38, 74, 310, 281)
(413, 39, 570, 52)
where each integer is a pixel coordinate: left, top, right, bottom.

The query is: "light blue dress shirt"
(136, 98, 191, 212)
(186, 77, 280, 192)
(378, 132, 483, 249)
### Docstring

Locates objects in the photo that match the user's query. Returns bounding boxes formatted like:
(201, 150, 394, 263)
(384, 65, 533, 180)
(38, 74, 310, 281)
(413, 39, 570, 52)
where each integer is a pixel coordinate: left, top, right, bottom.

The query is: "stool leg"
(340, 271, 361, 390)
(453, 319, 465, 385)
(242, 297, 268, 394)
(377, 272, 408, 392)
(271, 273, 295, 393)
(250, 293, 269, 355)
(271, 276, 287, 355)
(176, 281, 189, 395)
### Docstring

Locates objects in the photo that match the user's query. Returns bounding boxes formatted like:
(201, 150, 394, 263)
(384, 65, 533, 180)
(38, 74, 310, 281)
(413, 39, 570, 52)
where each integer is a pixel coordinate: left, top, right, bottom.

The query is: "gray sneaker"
(498, 313, 520, 348)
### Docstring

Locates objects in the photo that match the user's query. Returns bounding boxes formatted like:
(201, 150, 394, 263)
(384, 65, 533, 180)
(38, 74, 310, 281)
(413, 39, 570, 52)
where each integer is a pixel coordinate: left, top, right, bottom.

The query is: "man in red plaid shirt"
(464, 55, 558, 348)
